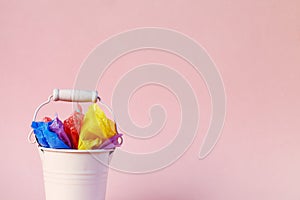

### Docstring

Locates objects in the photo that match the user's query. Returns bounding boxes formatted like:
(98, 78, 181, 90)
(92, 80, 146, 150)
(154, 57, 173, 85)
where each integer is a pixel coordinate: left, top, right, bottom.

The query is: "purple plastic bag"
(48, 116, 72, 148)
(98, 133, 123, 149)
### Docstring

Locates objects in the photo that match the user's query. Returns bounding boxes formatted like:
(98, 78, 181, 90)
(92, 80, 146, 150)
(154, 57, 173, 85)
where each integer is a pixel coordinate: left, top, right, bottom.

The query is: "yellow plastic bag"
(78, 103, 117, 150)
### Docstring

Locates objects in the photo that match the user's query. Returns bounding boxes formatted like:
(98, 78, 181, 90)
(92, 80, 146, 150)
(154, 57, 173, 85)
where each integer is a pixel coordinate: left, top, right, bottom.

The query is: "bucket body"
(39, 147, 113, 200)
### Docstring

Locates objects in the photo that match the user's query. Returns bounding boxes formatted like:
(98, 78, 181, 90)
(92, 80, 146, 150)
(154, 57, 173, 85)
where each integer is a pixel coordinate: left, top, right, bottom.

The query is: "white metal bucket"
(38, 147, 113, 200)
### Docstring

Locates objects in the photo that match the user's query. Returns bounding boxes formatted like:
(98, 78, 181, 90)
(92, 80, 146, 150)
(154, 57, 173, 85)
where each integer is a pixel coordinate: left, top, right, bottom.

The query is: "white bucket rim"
(38, 147, 114, 153)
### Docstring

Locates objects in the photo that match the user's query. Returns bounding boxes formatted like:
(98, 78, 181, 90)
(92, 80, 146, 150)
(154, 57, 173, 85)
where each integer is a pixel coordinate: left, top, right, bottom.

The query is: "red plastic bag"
(63, 107, 84, 149)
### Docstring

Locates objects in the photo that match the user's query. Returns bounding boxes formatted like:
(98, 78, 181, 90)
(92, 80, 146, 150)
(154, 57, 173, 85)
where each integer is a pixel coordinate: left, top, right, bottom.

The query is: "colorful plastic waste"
(31, 103, 122, 150)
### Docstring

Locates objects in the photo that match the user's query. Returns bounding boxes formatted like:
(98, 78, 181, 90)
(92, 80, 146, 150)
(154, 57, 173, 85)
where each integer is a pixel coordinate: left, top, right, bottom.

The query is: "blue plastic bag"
(31, 122, 50, 148)
(31, 121, 70, 149)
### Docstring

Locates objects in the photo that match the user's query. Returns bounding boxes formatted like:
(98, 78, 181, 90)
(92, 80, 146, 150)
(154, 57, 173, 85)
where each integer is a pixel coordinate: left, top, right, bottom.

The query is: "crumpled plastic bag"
(63, 110, 84, 149)
(49, 116, 72, 148)
(31, 121, 70, 149)
(78, 103, 117, 150)
(43, 117, 52, 122)
(98, 133, 123, 149)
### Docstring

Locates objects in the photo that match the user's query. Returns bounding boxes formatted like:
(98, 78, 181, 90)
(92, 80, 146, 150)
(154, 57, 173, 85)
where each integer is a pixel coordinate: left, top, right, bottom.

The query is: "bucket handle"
(28, 89, 117, 144)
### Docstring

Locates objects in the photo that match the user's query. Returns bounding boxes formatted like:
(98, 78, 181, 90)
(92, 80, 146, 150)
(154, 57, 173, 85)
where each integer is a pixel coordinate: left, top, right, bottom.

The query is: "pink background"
(1, 0, 300, 199)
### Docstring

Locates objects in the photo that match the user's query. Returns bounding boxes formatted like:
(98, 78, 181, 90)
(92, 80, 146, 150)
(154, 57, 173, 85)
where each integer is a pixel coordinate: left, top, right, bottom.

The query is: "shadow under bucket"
(38, 147, 114, 200)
